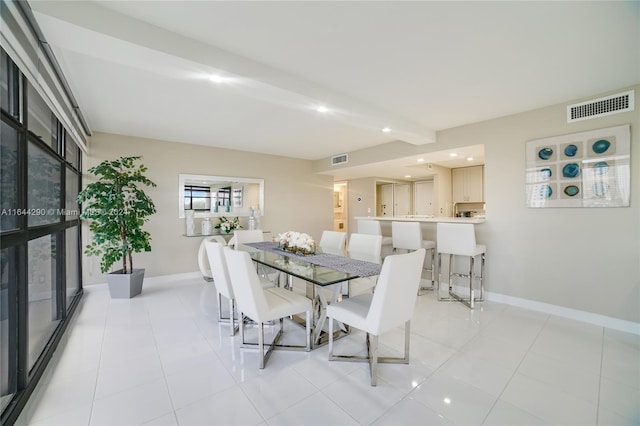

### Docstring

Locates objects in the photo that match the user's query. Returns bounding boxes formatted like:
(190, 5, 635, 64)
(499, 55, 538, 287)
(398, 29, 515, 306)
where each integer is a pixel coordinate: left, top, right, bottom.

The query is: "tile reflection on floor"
(16, 277, 640, 425)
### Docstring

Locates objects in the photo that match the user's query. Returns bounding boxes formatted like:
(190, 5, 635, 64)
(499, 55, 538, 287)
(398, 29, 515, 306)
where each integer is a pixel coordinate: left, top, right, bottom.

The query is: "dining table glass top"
(235, 242, 381, 287)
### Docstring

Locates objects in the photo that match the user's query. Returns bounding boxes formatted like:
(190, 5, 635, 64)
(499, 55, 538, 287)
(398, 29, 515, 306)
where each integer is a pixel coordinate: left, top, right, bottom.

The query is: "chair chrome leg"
(229, 298, 237, 336)
(240, 312, 245, 345)
(404, 320, 410, 363)
(306, 310, 311, 351)
(328, 316, 334, 359)
(369, 333, 378, 386)
(258, 322, 265, 369)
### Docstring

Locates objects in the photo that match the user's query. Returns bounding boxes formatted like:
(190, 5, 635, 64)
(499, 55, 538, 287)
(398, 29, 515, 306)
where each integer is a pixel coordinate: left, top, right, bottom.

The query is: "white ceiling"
(30, 1, 639, 180)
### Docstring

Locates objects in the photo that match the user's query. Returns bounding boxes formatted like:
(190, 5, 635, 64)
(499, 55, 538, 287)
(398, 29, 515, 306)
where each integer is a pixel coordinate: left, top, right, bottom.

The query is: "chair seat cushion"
(263, 287, 312, 322)
(326, 293, 374, 333)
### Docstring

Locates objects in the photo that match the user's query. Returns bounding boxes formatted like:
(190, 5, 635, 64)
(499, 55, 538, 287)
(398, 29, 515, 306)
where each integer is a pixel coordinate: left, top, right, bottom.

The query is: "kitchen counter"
(355, 216, 486, 224)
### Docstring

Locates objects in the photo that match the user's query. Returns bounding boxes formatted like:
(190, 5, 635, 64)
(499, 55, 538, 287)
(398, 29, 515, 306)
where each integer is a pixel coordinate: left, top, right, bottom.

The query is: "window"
(26, 81, 55, 150)
(0, 247, 17, 412)
(184, 185, 211, 211)
(28, 141, 61, 227)
(1, 46, 83, 424)
(1, 49, 20, 121)
(27, 234, 59, 370)
(65, 227, 79, 306)
(0, 121, 19, 232)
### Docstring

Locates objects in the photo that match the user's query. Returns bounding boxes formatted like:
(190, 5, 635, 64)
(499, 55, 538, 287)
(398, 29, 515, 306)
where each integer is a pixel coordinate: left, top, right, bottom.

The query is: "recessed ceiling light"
(209, 74, 228, 83)
(316, 105, 329, 113)
(417, 158, 425, 162)
(467, 157, 474, 161)
(449, 153, 458, 157)
(404, 175, 411, 178)
(382, 127, 391, 133)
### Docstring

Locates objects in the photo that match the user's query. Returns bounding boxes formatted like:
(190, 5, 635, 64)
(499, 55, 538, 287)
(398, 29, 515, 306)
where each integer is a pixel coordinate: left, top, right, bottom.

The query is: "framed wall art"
(525, 124, 630, 208)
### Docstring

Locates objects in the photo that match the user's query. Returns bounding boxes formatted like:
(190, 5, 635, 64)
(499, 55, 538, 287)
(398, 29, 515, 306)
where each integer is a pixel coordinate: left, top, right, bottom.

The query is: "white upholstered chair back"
(198, 236, 227, 280)
(223, 248, 270, 321)
(347, 233, 382, 263)
(204, 241, 234, 300)
(357, 219, 383, 236)
(319, 231, 347, 253)
(391, 221, 423, 251)
(233, 230, 264, 249)
(366, 249, 425, 335)
(437, 223, 478, 257)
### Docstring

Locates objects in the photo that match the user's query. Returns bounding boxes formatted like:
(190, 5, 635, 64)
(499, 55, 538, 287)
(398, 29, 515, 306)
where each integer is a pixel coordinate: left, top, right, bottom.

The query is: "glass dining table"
(235, 241, 382, 348)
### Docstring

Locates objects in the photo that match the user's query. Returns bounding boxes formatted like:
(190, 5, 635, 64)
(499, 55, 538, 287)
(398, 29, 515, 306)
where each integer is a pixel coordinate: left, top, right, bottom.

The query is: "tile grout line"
(478, 313, 551, 425)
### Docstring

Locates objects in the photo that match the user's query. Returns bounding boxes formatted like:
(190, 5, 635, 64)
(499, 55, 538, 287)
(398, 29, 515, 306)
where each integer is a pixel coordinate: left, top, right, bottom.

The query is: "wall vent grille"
(331, 154, 348, 165)
(567, 90, 634, 123)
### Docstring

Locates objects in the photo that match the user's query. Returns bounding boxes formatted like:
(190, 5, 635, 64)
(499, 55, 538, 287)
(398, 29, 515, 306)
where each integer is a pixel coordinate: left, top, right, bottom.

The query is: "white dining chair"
(327, 248, 426, 386)
(224, 248, 312, 368)
(233, 229, 265, 247)
(232, 229, 280, 282)
(204, 240, 239, 335)
(319, 230, 347, 254)
(198, 235, 227, 282)
(391, 221, 436, 293)
(346, 233, 382, 297)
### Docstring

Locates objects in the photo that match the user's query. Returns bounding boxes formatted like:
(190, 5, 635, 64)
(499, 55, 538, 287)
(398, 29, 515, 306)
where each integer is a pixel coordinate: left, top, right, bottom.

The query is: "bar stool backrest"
(391, 221, 423, 251)
(357, 220, 383, 236)
(437, 223, 477, 257)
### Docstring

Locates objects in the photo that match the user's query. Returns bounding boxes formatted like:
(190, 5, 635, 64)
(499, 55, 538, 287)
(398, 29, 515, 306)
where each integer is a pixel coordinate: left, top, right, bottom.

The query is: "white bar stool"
(357, 220, 393, 254)
(436, 223, 485, 309)
(391, 221, 436, 293)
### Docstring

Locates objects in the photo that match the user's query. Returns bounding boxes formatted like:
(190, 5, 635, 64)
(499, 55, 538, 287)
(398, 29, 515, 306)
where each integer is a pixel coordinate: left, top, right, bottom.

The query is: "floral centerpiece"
(275, 231, 317, 256)
(215, 216, 241, 234)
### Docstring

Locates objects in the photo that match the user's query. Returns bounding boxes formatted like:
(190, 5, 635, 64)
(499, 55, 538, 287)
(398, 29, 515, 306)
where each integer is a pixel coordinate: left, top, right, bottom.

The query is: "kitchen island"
(354, 216, 486, 252)
(355, 216, 486, 224)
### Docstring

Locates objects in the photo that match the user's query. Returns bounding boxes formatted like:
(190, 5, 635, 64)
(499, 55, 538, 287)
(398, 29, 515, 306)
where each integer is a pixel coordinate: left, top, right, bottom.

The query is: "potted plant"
(77, 156, 157, 298)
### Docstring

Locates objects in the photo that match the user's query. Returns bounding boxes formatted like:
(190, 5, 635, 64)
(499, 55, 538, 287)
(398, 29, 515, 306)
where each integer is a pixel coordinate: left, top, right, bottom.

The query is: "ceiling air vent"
(331, 154, 348, 165)
(567, 90, 634, 123)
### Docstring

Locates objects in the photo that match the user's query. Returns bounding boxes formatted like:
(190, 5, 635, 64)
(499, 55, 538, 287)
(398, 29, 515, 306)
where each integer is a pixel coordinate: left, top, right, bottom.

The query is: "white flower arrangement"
(275, 231, 317, 256)
(215, 216, 241, 234)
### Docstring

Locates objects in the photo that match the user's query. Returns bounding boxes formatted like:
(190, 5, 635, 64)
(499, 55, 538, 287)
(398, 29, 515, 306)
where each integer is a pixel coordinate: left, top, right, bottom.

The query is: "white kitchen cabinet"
(452, 165, 484, 202)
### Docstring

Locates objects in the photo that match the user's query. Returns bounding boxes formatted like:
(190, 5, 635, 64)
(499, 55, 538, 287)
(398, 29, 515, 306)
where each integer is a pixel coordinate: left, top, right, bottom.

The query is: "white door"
(414, 181, 434, 215)
(380, 184, 393, 216)
(395, 184, 411, 216)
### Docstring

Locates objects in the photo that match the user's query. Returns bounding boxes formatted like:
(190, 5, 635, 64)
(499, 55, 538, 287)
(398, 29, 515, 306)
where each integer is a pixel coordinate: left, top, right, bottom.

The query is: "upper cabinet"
(452, 165, 484, 203)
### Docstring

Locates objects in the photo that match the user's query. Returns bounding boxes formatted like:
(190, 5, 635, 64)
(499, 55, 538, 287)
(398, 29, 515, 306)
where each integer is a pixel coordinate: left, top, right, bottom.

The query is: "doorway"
(333, 182, 347, 232)
(414, 181, 435, 216)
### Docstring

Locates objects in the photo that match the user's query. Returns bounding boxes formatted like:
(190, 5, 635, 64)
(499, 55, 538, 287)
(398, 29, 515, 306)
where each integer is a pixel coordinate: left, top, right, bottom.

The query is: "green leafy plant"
(77, 156, 157, 274)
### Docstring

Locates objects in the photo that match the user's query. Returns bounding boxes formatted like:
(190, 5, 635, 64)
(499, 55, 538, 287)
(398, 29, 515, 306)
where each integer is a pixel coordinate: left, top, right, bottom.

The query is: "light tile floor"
(16, 277, 640, 425)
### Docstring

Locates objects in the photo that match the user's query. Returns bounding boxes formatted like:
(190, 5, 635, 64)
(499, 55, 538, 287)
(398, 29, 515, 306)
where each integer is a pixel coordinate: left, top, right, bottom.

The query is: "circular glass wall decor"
(562, 163, 580, 178)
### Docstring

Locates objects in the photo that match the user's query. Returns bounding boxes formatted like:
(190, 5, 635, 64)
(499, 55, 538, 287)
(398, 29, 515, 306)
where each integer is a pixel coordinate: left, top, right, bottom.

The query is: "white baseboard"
(445, 283, 639, 335)
(84, 271, 202, 289)
(142, 271, 201, 284)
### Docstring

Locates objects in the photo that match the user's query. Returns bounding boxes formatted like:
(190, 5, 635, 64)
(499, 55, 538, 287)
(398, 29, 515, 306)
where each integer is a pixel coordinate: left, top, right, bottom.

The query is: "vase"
(201, 218, 212, 235)
(185, 210, 195, 235)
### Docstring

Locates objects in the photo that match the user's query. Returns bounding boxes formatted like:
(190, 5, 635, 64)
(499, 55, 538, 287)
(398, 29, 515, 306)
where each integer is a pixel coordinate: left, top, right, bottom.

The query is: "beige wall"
(335, 85, 639, 324)
(83, 132, 333, 285)
(450, 86, 639, 324)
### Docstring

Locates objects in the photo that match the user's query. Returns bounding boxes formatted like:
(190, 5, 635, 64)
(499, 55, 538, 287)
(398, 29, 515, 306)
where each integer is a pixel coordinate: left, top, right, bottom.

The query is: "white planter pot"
(107, 268, 145, 298)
